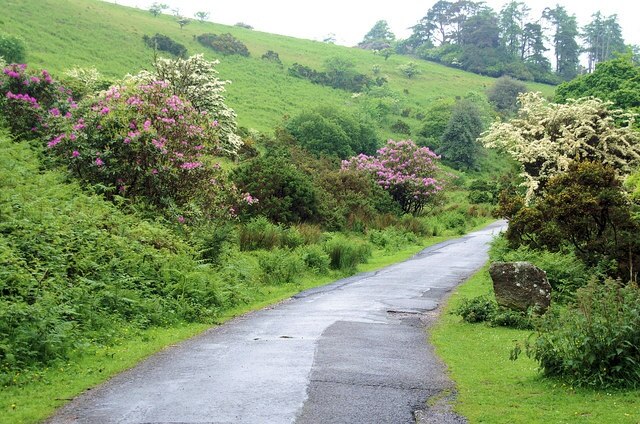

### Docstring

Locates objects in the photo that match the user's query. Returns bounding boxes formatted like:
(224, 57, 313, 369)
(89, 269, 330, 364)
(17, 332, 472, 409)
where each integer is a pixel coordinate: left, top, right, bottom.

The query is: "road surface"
(47, 221, 505, 424)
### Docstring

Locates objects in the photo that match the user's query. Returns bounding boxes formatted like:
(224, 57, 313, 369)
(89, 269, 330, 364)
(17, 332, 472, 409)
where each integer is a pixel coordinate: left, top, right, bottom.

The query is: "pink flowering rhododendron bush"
(342, 139, 444, 214)
(0, 63, 76, 137)
(47, 80, 244, 219)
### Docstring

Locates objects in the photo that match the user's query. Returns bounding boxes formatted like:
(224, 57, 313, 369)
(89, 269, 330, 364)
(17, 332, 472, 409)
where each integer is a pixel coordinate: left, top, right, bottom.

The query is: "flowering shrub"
(47, 80, 244, 219)
(480, 92, 640, 202)
(342, 139, 443, 214)
(133, 54, 242, 156)
(0, 64, 76, 137)
(62, 66, 113, 100)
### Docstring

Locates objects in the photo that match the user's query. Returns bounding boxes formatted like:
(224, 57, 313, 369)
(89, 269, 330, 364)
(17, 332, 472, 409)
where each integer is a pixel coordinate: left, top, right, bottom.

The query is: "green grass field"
(431, 267, 640, 424)
(1, 0, 554, 134)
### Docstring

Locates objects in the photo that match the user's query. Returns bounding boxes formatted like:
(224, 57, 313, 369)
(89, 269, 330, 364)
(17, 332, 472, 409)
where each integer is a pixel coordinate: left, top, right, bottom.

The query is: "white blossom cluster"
(64, 66, 102, 92)
(480, 92, 640, 202)
(135, 54, 242, 156)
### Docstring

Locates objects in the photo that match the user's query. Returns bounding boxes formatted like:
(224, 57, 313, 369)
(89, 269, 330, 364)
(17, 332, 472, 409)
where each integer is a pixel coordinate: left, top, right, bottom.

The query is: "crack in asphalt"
(308, 378, 440, 392)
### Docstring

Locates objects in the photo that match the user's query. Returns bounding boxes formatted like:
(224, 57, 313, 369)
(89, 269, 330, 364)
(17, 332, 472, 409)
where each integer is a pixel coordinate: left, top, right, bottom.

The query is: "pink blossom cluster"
(242, 192, 259, 205)
(1, 64, 77, 137)
(42, 79, 249, 220)
(5, 91, 40, 108)
(342, 139, 443, 214)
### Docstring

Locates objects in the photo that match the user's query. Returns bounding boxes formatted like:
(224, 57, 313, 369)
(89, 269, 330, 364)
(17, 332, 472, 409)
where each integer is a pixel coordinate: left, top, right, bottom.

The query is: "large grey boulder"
(488, 261, 551, 313)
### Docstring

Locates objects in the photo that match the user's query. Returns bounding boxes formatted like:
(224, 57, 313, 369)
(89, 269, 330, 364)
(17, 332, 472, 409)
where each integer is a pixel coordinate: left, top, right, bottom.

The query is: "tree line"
(359, 1, 629, 83)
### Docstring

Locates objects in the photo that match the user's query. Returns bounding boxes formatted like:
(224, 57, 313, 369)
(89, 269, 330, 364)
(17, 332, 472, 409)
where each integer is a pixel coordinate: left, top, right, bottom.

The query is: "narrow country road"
(47, 221, 505, 424)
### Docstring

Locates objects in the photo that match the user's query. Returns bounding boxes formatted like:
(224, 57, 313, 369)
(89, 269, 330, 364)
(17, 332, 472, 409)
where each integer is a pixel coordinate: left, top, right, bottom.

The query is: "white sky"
(111, 0, 640, 47)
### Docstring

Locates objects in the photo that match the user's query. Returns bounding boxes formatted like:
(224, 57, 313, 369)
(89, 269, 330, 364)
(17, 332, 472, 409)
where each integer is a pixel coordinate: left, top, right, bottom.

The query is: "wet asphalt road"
(46, 221, 505, 424)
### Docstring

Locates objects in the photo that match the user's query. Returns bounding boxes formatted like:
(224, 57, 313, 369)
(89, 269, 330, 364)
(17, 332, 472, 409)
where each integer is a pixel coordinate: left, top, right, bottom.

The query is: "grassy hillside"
(1, 0, 554, 134)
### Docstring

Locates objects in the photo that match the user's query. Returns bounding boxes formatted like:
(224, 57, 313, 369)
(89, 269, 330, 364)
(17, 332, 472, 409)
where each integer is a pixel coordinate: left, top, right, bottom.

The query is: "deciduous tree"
(440, 99, 484, 169)
(148, 2, 168, 17)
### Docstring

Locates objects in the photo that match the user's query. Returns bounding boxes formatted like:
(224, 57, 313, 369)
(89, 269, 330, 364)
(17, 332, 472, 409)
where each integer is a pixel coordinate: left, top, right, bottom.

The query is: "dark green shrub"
(297, 244, 330, 274)
(487, 76, 528, 116)
(197, 33, 249, 56)
(468, 179, 497, 204)
(233, 153, 319, 224)
(502, 161, 640, 282)
(239, 216, 284, 251)
(287, 59, 373, 92)
(314, 164, 400, 230)
(288, 63, 327, 85)
(468, 190, 491, 204)
(522, 280, 640, 388)
(285, 107, 379, 158)
(255, 249, 304, 285)
(0, 33, 26, 63)
(261, 50, 282, 65)
(490, 308, 533, 329)
(324, 234, 372, 271)
(142, 33, 187, 57)
(453, 296, 532, 329)
(417, 98, 455, 150)
(453, 296, 498, 323)
(443, 211, 466, 230)
(234, 22, 253, 30)
(390, 119, 411, 135)
(439, 99, 484, 170)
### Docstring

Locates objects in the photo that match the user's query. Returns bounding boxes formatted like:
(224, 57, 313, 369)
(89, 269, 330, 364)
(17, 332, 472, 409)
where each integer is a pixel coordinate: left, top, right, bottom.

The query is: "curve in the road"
(47, 221, 505, 424)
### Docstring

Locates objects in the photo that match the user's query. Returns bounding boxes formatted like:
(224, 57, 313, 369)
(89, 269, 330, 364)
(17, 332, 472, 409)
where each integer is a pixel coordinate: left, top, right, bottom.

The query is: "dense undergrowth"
(432, 267, 640, 423)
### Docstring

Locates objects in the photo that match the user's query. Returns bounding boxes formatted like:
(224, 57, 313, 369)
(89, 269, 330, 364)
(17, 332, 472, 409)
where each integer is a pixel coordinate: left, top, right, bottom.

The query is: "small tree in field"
(176, 17, 191, 30)
(342, 139, 443, 215)
(0, 33, 26, 63)
(487, 76, 528, 116)
(194, 11, 210, 22)
(399, 62, 420, 78)
(148, 2, 168, 17)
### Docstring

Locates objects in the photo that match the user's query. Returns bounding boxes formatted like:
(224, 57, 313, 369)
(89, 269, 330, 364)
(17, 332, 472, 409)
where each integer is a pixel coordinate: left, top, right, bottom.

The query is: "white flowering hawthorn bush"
(480, 92, 640, 201)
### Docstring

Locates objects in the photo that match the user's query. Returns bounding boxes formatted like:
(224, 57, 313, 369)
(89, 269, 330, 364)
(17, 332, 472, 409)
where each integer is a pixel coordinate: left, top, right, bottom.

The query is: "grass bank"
(431, 266, 640, 424)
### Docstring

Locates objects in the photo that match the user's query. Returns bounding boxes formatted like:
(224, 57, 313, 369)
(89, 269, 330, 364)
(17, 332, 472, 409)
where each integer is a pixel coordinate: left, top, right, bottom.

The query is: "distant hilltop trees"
(359, 1, 631, 84)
